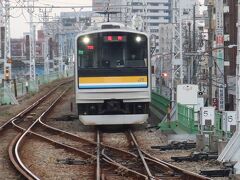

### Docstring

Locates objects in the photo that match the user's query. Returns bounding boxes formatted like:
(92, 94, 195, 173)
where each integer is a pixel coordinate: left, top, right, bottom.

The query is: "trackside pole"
(217, 0, 240, 174)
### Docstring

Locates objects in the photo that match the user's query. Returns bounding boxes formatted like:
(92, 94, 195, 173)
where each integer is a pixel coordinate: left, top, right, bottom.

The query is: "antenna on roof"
(95, 0, 120, 22)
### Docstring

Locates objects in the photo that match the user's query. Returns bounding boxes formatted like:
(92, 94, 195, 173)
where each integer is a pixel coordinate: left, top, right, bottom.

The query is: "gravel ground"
(0, 79, 234, 179)
(21, 136, 95, 180)
(0, 128, 22, 179)
(134, 127, 230, 180)
(0, 78, 75, 180)
(0, 78, 72, 125)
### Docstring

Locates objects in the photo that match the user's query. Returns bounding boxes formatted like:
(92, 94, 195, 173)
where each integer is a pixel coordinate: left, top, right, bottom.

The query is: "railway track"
(99, 129, 211, 180)
(0, 80, 78, 179)
(0, 80, 211, 179)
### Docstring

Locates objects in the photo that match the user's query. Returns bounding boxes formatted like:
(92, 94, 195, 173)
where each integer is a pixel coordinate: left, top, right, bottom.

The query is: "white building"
(129, 0, 171, 53)
(93, 0, 172, 53)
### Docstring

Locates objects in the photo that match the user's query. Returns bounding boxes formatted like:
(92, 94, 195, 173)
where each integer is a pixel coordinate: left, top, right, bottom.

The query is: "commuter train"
(75, 22, 151, 125)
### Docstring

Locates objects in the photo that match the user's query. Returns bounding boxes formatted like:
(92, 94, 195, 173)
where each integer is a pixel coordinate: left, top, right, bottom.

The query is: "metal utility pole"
(141, 0, 148, 32)
(171, 0, 183, 106)
(192, 4, 197, 84)
(3, 0, 13, 104)
(58, 31, 64, 74)
(4, 0, 11, 80)
(40, 8, 51, 75)
(217, 1, 240, 167)
(237, 0, 240, 131)
(26, 0, 37, 83)
(193, 4, 196, 52)
(215, 0, 225, 111)
(0, 4, 4, 59)
(208, 5, 213, 106)
(187, 22, 192, 84)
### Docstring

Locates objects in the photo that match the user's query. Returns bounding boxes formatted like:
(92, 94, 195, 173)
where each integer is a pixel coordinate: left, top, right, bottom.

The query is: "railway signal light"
(4, 66, 10, 80)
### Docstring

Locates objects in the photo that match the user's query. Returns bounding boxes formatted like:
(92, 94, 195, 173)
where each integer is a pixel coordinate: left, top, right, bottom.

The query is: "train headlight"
(136, 36, 142, 42)
(83, 37, 90, 44)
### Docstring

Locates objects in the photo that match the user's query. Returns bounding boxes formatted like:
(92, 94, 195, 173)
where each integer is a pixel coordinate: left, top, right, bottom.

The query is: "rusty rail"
(7, 82, 72, 179)
(96, 130, 101, 180)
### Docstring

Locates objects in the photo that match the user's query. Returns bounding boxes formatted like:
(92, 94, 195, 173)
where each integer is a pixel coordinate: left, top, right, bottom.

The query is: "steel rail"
(38, 119, 138, 158)
(96, 130, 101, 180)
(0, 80, 73, 131)
(8, 133, 36, 180)
(39, 124, 205, 180)
(4, 78, 210, 180)
(129, 130, 155, 180)
(142, 150, 211, 180)
(11, 123, 96, 159)
(101, 149, 148, 179)
(12, 90, 68, 180)
(144, 157, 175, 176)
(9, 85, 71, 179)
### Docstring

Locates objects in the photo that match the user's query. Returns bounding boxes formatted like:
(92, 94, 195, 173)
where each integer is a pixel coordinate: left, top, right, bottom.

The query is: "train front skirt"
(79, 114, 148, 125)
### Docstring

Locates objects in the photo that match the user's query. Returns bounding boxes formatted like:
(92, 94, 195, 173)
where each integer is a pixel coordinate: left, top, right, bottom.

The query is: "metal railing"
(177, 103, 197, 133)
(151, 91, 197, 133)
(151, 91, 235, 138)
(151, 89, 170, 114)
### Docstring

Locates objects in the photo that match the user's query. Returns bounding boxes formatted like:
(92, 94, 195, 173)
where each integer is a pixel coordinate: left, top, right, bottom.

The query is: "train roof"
(79, 22, 147, 35)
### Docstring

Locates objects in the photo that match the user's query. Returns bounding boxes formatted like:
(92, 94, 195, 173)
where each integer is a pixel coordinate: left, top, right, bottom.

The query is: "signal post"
(2, 0, 13, 104)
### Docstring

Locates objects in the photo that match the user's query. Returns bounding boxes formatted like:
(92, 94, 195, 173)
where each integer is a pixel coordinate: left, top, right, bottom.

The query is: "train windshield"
(77, 32, 148, 69)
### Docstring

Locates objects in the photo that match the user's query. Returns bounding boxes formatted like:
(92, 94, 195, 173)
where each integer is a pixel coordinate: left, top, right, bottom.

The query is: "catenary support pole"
(237, 0, 240, 131)
(208, 5, 213, 106)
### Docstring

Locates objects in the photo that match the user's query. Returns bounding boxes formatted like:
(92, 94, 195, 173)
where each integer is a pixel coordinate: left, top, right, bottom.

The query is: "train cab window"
(77, 32, 148, 69)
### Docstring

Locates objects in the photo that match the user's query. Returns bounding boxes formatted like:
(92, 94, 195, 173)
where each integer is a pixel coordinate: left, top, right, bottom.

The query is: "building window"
(163, 3, 170, 6)
(148, 3, 159, 6)
(150, 29, 159, 33)
(148, 9, 159, 13)
(132, 2, 142, 6)
(150, 16, 159, 19)
(149, 23, 159, 26)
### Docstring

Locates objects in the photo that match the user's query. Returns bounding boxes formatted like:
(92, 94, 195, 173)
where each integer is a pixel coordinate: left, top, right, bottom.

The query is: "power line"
(8, 5, 130, 9)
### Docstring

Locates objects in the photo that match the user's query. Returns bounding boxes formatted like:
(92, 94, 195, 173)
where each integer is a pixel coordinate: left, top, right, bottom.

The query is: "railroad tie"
(30, 113, 37, 116)
(26, 116, 34, 120)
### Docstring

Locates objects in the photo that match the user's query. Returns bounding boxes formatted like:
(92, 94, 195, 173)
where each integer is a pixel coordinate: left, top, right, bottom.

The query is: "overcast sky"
(9, 0, 205, 38)
(10, 0, 92, 38)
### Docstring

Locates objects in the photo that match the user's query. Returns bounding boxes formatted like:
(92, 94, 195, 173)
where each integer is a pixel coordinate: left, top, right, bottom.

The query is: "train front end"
(75, 28, 151, 125)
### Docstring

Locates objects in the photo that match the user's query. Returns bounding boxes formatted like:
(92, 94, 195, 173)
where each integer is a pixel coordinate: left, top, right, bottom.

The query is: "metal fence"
(151, 91, 198, 133)
(177, 103, 197, 133)
(151, 90, 170, 114)
(0, 70, 73, 105)
(215, 112, 223, 138)
(151, 92, 236, 139)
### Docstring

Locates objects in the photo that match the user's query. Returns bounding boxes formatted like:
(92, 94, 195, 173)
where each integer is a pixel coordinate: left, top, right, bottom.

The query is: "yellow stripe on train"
(79, 76, 147, 84)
